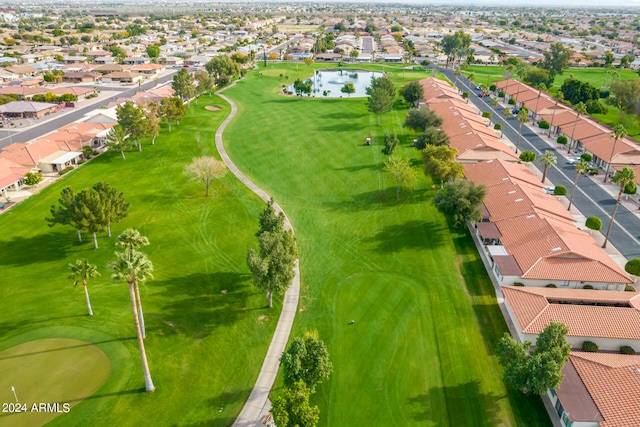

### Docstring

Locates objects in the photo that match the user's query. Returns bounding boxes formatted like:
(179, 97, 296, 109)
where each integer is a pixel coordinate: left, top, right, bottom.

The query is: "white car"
(566, 157, 581, 165)
(544, 186, 555, 194)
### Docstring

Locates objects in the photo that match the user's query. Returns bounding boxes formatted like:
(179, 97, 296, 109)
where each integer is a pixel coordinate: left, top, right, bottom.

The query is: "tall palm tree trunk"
(83, 280, 93, 316)
(129, 281, 155, 392)
(603, 188, 624, 248)
(134, 281, 146, 339)
(77, 229, 82, 242)
(568, 173, 580, 210)
(267, 291, 273, 308)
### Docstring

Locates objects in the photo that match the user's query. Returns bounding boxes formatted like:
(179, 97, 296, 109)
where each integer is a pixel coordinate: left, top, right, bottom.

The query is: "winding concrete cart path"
(214, 85, 299, 427)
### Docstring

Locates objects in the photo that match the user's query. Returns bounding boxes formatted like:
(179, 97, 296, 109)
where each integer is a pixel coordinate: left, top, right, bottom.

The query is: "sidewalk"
(214, 83, 300, 427)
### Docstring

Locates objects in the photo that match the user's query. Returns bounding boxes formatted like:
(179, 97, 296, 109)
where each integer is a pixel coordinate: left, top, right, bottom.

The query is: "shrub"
(582, 341, 598, 352)
(519, 150, 536, 163)
(599, 88, 610, 98)
(580, 153, 593, 162)
(507, 98, 516, 105)
(489, 84, 497, 92)
(583, 284, 594, 289)
(58, 166, 74, 175)
(482, 111, 492, 118)
(557, 135, 568, 145)
(498, 90, 505, 97)
(585, 216, 602, 231)
(625, 259, 640, 276)
(624, 181, 637, 195)
(513, 282, 525, 287)
(553, 185, 567, 196)
(494, 123, 502, 131)
(538, 120, 550, 129)
(546, 284, 557, 288)
(587, 168, 599, 175)
(462, 92, 469, 99)
(23, 171, 43, 186)
(625, 285, 636, 292)
(77, 159, 85, 165)
(621, 345, 635, 355)
(82, 145, 94, 158)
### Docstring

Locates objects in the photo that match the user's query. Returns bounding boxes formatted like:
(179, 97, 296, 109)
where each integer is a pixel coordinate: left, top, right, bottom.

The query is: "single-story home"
(0, 101, 59, 119)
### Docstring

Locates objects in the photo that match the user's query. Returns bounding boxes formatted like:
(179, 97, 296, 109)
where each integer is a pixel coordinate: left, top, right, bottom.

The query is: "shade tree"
(271, 381, 319, 427)
(280, 331, 333, 392)
(432, 178, 487, 227)
(422, 144, 464, 187)
(184, 156, 228, 197)
(403, 107, 443, 133)
(367, 85, 393, 126)
(497, 321, 571, 395)
(160, 97, 187, 132)
(400, 81, 424, 107)
(384, 156, 417, 198)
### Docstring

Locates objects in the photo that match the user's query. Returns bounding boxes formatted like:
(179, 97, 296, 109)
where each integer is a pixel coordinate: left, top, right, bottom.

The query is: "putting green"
(0, 338, 110, 427)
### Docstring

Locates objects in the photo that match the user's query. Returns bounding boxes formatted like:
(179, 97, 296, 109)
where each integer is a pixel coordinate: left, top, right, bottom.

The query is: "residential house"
(0, 157, 28, 195)
(62, 71, 102, 83)
(5, 65, 37, 78)
(549, 352, 640, 427)
(0, 101, 59, 118)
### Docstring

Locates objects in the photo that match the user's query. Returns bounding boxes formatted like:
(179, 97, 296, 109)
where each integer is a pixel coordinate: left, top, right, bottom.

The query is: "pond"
(287, 69, 385, 98)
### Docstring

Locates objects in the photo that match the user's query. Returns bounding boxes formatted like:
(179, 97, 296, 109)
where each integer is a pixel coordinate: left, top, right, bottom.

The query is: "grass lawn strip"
(0, 96, 277, 426)
(223, 63, 550, 426)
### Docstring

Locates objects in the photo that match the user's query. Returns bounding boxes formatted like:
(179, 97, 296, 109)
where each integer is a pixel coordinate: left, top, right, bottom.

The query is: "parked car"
(544, 186, 555, 194)
(566, 157, 582, 165)
(512, 108, 520, 115)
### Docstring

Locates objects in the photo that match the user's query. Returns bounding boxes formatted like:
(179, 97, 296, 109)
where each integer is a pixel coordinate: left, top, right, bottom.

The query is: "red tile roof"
(503, 287, 640, 339)
(569, 352, 640, 427)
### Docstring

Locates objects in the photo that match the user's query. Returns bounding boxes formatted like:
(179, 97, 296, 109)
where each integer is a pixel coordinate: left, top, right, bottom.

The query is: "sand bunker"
(205, 106, 222, 111)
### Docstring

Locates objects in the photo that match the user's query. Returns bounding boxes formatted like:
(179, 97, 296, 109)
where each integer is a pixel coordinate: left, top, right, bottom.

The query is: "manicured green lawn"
(0, 96, 277, 426)
(223, 64, 550, 426)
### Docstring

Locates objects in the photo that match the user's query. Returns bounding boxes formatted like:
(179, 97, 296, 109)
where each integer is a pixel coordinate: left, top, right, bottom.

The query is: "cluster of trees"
(272, 331, 332, 427)
(559, 76, 599, 106)
(609, 79, 640, 115)
(46, 182, 129, 249)
(440, 30, 472, 68)
(246, 199, 297, 308)
(105, 98, 187, 158)
(404, 106, 445, 150)
(65, 223, 157, 394)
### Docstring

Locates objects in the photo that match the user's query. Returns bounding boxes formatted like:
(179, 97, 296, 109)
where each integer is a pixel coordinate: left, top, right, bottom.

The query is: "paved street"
(361, 36, 375, 55)
(0, 71, 177, 150)
(440, 68, 640, 259)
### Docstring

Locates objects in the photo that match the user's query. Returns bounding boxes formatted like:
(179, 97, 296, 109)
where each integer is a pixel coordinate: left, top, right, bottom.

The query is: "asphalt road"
(361, 36, 375, 54)
(0, 71, 177, 150)
(440, 68, 640, 259)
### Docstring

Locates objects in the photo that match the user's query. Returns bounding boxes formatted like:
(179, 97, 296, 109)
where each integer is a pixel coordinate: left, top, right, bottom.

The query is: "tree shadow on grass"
(316, 123, 366, 132)
(332, 163, 384, 173)
(319, 112, 367, 121)
(364, 220, 446, 252)
(471, 301, 508, 357)
(325, 187, 430, 211)
(452, 231, 495, 298)
(0, 337, 135, 360)
(0, 314, 89, 338)
(65, 388, 145, 403)
(407, 381, 505, 425)
(0, 231, 82, 267)
(149, 272, 260, 339)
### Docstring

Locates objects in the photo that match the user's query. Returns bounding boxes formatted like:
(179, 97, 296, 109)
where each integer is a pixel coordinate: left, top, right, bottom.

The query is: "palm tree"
(116, 228, 150, 338)
(568, 102, 587, 153)
(568, 159, 588, 211)
(539, 151, 557, 184)
(68, 259, 100, 316)
(515, 106, 529, 153)
(604, 124, 627, 184)
(532, 83, 547, 124)
(109, 249, 156, 392)
(603, 167, 637, 248)
(548, 91, 564, 138)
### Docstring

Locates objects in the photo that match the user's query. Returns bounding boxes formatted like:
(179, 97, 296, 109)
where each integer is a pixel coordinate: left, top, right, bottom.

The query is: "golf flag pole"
(11, 386, 18, 403)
